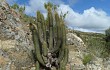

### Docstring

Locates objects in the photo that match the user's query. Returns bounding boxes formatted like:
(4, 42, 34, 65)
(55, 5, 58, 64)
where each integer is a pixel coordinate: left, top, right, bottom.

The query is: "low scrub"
(83, 54, 93, 65)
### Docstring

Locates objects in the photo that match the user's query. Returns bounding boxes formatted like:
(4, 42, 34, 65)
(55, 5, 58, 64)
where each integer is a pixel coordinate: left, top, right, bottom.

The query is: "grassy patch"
(83, 54, 93, 65)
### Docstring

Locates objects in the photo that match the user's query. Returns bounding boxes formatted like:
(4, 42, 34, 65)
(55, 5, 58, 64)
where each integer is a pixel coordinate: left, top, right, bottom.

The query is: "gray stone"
(0, 0, 34, 69)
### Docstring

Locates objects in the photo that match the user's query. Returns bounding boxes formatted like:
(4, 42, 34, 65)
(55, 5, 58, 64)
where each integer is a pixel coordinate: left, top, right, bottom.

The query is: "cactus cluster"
(29, 2, 68, 70)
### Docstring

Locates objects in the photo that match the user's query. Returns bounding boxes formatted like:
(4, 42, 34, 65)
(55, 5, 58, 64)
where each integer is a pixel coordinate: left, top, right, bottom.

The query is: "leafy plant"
(83, 54, 93, 65)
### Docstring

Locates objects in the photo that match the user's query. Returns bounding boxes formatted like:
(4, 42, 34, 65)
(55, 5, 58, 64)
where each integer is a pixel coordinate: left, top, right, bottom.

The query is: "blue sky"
(7, 0, 110, 14)
(70, 0, 110, 15)
(6, 0, 110, 33)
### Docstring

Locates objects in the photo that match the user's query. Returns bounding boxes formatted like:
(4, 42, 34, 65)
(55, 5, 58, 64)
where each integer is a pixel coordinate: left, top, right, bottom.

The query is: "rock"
(30, 67, 35, 70)
(67, 33, 86, 53)
(0, 0, 34, 69)
(85, 57, 110, 70)
(68, 47, 85, 70)
(0, 49, 11, 70)
(67, 33, 85, 47)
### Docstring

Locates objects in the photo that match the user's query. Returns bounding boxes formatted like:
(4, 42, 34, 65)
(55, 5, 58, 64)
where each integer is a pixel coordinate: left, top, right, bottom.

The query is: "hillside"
(69, 29, 106, 57)
(67, 30, 110, 70)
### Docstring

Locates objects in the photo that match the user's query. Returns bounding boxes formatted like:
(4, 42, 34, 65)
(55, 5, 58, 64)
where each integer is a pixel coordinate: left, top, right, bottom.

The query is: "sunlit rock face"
(67, 33, 85, 47)
(0, 0, 34, 70)
(66, 32, 86, 70)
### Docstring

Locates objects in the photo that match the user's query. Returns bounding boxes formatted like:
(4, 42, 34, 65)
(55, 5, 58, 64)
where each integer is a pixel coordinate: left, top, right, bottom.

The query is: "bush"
(101, 50, 109, 58)
(83, 54, 93, 65)
(105, 27, 110, 53)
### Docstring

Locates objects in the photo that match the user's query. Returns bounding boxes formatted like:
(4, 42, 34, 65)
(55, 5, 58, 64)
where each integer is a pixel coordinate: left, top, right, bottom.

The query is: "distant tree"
(11, 3, 25, 14)
(105, 28, 110, 41)
(11, 3, 19, 10)
(105, 27, 110, 52)
(19, 6, 25, 13)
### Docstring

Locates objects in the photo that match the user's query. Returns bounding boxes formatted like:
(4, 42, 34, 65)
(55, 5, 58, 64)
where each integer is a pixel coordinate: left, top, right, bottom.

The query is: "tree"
(105, 27, 110, 42)
(19, 6, 25, 13)
(11, 3, 19, 10)
(29, 2, 69, 70)
(11, 3, 25, 14)
(105, 27, 110, 52)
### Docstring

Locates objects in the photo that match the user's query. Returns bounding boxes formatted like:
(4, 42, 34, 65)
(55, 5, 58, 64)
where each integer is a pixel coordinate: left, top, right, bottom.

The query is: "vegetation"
(69, 30, 107, 57)
(11, 3, 33, 23)
(11, 3, 25, 13)
(29, 2, 68, 70)
(83, 54, 93, 65)
(10, 2, 110, 69)
(11, 3, 19, 10)
(105, 27, 110, 53)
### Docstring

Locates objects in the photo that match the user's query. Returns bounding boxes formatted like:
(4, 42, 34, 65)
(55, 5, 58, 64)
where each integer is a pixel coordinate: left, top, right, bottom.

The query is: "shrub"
(105, 27, 110, 53)
(83, 54, 93, 65)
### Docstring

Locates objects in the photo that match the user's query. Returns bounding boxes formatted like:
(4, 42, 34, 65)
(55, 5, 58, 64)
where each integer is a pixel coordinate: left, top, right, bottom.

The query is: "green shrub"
(101, 50, 109, 58)
(105, 27, 110, 53)
(83, 54, 93, 65)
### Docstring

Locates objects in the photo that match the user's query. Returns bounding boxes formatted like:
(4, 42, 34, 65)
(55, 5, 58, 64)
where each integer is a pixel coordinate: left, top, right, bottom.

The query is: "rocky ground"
(67, 32, 110, 70)
(0, 0, 110, 70)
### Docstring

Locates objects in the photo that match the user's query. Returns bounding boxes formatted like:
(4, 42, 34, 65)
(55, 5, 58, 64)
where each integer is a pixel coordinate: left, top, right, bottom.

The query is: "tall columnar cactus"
(29, 2, 68, 70)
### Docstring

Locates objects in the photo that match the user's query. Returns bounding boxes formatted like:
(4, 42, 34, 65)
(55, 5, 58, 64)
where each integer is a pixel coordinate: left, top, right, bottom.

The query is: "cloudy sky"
(6, 0, 110, 33)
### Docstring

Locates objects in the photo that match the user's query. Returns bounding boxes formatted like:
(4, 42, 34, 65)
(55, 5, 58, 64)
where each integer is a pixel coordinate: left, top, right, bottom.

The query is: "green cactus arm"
(36, 11, 44, 43)
(61, 47, 69, 66)
(50, 39, 61, 53)
(62, 24, 66, 46)
(42, 55, 48, 64)
(42, 41, 48, 56)
(59, 61, 66, 70)
(49, 27, 53, 50)
(33, 30, 45, 66)
(48, 10, 53, 28)
(40, 13, 46, 41)
(35, 61, 40, 70)
(54, 12, 61, 40)
(57, 48, 65, 63)
(36, 22, 43, 42)
(42, 18, 47, 41)
(30, 24, 45, 66)
(58, 47, 68, 70)
(36, 11, 41, 23)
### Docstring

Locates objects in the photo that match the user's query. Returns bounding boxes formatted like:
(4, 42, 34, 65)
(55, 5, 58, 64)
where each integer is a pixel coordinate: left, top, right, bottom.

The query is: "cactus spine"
(29, 2, 69, 70)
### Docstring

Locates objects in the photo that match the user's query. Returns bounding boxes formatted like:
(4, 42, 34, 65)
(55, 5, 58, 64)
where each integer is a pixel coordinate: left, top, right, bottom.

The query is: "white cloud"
(49, 0, 64, 5)
(58, 4, 110, 33)
(25, 0, 64, 16)
(25, 0, 48, 16)
(73, 27, 104, 33)
(6, 0, 110, 33)
(68, 0, 79, 6)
